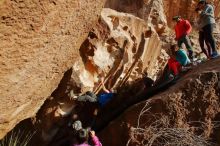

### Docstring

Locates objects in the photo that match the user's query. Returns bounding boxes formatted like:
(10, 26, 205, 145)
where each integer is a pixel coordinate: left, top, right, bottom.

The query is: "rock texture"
(99, 58, 220, 146)
(163, 0, 220, 26)
(105, 0, 220, 26)
(0, 0, 104, 139)
(105, 0, 220, 54)
(1, 0, 220, 144)
(106, 0, 168, 34)
(30, 8, 169, 144)
(69, 8, 168, 94)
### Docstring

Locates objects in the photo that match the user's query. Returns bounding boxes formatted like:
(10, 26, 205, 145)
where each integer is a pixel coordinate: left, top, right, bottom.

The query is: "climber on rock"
(77, 91, 98, 103)
(167, 44, 191, 78)
(76, 78, 116, 107)
(196, 0, 219, 59)
(172, 16, 194, 60)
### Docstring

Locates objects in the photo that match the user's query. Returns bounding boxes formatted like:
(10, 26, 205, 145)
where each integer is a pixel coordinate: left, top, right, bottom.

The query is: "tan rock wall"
(0, 0, 104, 139)
(163, 0, 220, 27)
(105, 0, 220, 27)
(68, 8, 168, 94)
(30, 8, 169, 144)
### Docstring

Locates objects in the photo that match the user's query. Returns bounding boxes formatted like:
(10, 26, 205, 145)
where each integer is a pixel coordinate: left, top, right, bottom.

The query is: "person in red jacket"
(173, 16, 194, 60)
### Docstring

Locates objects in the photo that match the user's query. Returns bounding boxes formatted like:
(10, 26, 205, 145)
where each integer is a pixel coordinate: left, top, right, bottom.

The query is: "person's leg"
(182, 35, 194, 59)
(205, 40, 212, 57)
(86, 95, 97, 102)
(177, 39, 183, 49)
(77, 94, 97, 102)
(203, 24, 217, 55)
(199, 31, 209, 58)
(86, 91, 97, 99)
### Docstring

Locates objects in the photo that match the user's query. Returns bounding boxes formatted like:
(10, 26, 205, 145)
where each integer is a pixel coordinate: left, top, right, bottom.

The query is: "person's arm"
(201, 5, 214, 17)
(101, 78, 110, 93)
(90, 131, 102, 146)
(184, 20, 192, 35)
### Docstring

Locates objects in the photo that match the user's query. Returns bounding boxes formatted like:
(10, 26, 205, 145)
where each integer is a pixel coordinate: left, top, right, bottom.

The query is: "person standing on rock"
(173, 16, 194, 60)
(196, 0, 219, 59)
(196, 6, 212, 59)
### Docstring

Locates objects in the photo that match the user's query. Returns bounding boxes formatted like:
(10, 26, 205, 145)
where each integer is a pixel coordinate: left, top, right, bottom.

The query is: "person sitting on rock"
(172, 44, 191, 66)
(173, 16, 194, 60)
(168, 44, 191, 77)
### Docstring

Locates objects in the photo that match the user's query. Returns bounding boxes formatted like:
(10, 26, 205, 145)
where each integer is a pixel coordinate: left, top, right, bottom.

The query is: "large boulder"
(33, 8, 169, 144)
(70, 8, 168, 93)
(0, 0, 105, 139)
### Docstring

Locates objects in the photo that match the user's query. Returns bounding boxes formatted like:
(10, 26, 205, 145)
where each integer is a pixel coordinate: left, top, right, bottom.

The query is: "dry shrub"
(127, 100, 219, 146)
(0, 130, 35, 146)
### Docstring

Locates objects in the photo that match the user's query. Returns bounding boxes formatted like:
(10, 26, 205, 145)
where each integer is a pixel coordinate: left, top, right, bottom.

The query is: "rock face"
(105, 0, 220, 52)
(1, 0, 220, 143)
(106, 0, 168, 34)
(70, 8, 168, 93)
(99, 58, 220, 146)
(31, 8, 169, 144)
(163, 0, 220, 26)
(105, 0, 220, 26)
(0, 0, 104, 139)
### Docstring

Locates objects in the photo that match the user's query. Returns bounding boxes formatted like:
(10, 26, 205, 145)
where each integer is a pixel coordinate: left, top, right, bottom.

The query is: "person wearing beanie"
(172, 16, 194, 60)
(196, 0, 219, 59)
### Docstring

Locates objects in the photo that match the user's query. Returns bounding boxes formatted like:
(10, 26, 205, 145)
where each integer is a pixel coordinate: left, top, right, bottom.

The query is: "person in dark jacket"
(196, 0, 219, 59)
(173, 16, 194, 60)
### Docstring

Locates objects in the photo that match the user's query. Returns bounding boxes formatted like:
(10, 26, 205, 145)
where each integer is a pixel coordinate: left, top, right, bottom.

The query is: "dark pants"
(177, 35, 193, 59)
(77, 91, 97, 102)
(199, 31, 212, 57)
(202, 24, 217, 54)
